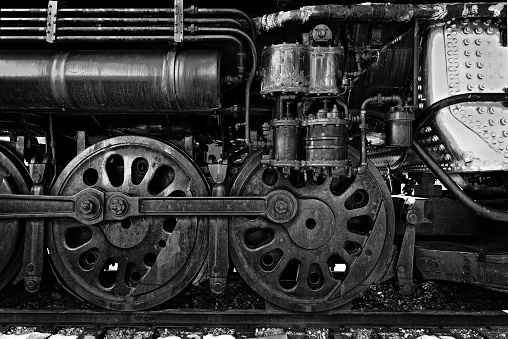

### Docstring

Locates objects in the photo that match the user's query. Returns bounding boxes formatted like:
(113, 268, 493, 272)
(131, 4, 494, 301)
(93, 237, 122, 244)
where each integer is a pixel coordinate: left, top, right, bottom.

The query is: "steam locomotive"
(0, 0, 507, 312)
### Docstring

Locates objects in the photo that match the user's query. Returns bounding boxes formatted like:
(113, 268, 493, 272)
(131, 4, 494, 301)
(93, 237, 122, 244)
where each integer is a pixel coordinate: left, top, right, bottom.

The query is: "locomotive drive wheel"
(230, 149, 394, 312)
(47, 136, 209, 310)
(0, 144, 31, 291)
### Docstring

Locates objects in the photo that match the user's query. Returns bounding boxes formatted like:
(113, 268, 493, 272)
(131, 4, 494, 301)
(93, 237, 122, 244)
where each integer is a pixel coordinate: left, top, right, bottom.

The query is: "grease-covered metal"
(0, 50, 220, 112)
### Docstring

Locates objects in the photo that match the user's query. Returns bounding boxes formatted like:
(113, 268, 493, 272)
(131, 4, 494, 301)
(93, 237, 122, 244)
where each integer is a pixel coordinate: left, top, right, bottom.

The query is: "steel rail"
(1, 309, 508, 327)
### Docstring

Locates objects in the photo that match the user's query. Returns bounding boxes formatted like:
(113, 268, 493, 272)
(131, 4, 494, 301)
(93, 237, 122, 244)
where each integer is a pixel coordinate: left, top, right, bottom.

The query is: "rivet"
(476, 50, 483, 57)
(487, 27, 494, 34)
(463, 27, 472, 34)
(484, 133, 490, 139)
(464, 50, 471, 57)
(478, 73, 484, 79)
(499, 144, 505, 150)
(466, 73, 473, 79)
(501, 118, 508, 125)
(467, 84, 474, 90)
(478, 107, 486, 115)
(500, 138, 505, 144)
(504, 152, 508, 158)
(475, 39, 482, 45)
(465, 61, 472, 68)
(460, 109, 466, 115)
(468, 114, 473, 120)
(478, 84, 485, 90)
(491, 131, 497, 137)
(489, 107, 496, 114)
(503, 130, 508, 137)
(463, 38, 471, 45)
(474, 27, 483, 34)
(477, 62, 484, 68)
(489, 119, 496, 126)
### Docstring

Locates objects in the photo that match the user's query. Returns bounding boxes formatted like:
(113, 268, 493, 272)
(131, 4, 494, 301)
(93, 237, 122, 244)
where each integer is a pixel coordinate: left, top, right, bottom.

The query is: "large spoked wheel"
(0, 144, 31, 291)
(47, 136, 209, 310)
(230, 149, 394, 312)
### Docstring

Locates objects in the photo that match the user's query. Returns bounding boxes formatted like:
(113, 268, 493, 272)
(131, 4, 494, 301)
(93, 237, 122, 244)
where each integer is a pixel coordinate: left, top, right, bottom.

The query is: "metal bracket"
(46, 1, 58, 43)
(174, 0, 184, 43)
(22, 180, 46, 293)
(396, 199, 431, 295)
(208, 185, 229, 294)
(208, 163, 228, 184)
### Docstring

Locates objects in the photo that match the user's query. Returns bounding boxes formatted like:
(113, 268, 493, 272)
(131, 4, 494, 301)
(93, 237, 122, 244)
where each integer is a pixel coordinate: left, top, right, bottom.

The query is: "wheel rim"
(229, 149, 394, 312)
(48, 136, 209, 310)
(0, 144, 30, 291)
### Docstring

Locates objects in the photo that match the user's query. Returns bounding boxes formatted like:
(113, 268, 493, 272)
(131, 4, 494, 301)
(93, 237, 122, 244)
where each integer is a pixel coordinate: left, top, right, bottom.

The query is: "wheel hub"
(47, 136, 209, 310)
(229, 149, 394, 312)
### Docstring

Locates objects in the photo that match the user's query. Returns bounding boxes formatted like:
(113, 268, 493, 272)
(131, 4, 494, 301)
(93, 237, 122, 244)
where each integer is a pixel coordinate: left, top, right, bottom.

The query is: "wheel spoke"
(48, 136, 209, 310)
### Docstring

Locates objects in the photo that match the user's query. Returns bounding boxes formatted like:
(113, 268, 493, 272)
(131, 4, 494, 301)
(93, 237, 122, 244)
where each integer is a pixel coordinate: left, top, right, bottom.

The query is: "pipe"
(412, 20, 419, 107)
(254, 3, 507, 33)
(412, 141, 508, 222)
(195, 8, 257, 42)
(360, 95, 403, 111)
(335, 98, 349, 120)
(56, 17, 243, 30)
(196, 27, 257, 146)
(414, 93, 508, 129)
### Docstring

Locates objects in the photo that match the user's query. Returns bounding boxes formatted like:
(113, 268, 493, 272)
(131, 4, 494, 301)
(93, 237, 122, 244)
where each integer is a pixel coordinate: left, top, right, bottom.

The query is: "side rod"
(0, 188, 296, 224)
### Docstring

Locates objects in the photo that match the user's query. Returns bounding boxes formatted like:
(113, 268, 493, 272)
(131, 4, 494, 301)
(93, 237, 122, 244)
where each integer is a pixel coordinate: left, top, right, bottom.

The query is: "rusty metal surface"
(254, 3, 507, 33)
(417, 19, 508, 173)
(260, 43, 309, 95)
(46, 136, 209, 310)
(309, 46, 344, 95)
(229, 150, 394, 312)
(0, 50, 220, 112)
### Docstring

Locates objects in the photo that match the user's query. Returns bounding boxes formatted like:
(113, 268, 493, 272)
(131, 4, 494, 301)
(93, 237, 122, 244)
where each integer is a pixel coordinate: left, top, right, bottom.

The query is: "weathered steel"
(46, 136, 209, 311)
(229, 150, 394, 312)
(2, 309, 508, 327)
(0, 144, 30, 292)
(254, 3, 507, 33)
(0, 50, 220, 112)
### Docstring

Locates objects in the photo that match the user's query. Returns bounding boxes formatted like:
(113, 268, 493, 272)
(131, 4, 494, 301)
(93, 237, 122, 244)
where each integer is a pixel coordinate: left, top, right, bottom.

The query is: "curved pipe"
(411, 92, 508, 222)
(412, 141, 508, 222)
(414, 93, 508, 129)
(196, 27, 257, 145)
(196, 8, 257, 42)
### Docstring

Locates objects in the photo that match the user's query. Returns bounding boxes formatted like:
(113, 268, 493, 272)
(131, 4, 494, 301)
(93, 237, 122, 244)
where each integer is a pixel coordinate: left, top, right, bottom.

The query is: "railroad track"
(1, 309, 508, 339)
(2, 309, 508, 327)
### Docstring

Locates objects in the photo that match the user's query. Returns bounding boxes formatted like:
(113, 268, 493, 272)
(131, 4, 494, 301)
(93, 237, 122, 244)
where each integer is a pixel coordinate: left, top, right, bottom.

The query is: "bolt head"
(274, 200, 288, 214)
(80, 200, 94, 214)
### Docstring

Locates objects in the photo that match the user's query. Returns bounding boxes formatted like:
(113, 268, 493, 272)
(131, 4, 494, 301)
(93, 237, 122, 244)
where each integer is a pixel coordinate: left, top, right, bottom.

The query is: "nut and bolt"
(25, 280, 39, 293)
(274, 200, 288, 214)
(407, 212, 418, 224)
(80, 200, 94, 215)
(109, 197, 127, 216)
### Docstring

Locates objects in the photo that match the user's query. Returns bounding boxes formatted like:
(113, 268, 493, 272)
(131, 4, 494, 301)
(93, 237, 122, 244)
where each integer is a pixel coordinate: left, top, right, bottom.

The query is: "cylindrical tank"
(271, 119, 301, 163)
(260, 43, 309, 95)
(385, 108, 414, 147)
(309, 46, 344, 95)
(0, 50, 220, 111)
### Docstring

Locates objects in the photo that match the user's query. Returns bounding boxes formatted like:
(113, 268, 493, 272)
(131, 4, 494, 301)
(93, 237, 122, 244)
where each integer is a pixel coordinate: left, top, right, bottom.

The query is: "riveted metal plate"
(419, 20, 508, 172)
